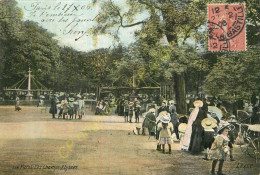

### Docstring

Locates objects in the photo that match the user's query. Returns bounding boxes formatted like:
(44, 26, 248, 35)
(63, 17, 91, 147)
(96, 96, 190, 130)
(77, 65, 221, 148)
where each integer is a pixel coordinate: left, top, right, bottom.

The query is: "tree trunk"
(158, 2, 187, 114)
(0, 38, 4, 97)
(174, 72, 186, 114)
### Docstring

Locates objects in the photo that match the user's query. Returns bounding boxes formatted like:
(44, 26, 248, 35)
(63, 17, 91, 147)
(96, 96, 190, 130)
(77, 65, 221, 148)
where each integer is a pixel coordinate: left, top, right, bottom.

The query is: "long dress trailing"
(181, 106, 200, 150)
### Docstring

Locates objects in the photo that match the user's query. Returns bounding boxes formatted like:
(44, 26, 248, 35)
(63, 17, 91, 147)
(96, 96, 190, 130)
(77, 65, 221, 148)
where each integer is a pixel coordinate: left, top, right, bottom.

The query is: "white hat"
(159, 112, 171, 124)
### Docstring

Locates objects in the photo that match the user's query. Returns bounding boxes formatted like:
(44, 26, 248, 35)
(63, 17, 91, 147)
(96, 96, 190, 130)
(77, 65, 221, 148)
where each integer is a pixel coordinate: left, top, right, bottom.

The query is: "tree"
(204, 45, 260, 112)
(0, 0, 23, 95)
(89, 0, 207, 113)
(2, 21, 60, 91)
(203, 0, 260, 112)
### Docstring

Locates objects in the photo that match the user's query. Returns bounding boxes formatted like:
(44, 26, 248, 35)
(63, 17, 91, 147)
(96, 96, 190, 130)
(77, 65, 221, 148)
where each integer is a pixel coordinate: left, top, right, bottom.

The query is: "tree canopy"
(0, 0, 259, 114)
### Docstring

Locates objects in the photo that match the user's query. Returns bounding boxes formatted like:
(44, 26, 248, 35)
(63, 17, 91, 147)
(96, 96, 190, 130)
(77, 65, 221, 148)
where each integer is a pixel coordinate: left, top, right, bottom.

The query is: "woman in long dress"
(78, 95, 84, 119)
(49, 97, 57, 118)
(188, 101, 208, 154)
(181, 100, 203, 150)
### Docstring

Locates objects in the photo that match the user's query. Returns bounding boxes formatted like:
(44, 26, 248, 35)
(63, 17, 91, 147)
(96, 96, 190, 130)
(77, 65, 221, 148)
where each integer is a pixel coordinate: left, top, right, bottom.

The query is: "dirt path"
(0, 106, 259, 175)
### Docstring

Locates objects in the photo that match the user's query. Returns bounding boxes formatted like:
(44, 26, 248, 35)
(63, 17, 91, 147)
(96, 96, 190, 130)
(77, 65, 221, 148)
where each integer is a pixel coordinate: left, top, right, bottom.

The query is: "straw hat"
(178, 123, 187, 133)
(193, 100, 203, 107)
(77, 94, 82, 98)
(201, 118, 217, 130)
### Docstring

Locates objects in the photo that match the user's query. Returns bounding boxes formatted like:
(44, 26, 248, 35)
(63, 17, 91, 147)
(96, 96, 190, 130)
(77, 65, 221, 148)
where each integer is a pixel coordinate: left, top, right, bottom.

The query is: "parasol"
(208, 106, 223, 120)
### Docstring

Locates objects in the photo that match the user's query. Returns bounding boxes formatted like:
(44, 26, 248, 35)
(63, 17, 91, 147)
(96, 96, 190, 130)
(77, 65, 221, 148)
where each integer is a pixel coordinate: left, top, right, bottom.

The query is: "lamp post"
(25, 67, 33, 101)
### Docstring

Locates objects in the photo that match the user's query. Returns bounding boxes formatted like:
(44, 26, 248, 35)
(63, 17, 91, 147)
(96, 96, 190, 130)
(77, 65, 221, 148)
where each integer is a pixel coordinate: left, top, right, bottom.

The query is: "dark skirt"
(49, 106, 57, 114)
(188, 124, 205, 154)
(203, 131, 215, 149)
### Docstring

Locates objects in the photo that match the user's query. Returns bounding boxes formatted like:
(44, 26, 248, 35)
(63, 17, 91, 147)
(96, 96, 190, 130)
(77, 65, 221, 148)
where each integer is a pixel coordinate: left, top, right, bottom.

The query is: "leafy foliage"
(204, 45, 260, 103)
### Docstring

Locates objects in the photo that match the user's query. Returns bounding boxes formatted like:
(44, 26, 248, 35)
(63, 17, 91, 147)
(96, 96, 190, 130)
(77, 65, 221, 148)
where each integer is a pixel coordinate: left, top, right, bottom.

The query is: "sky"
(16, 0, 145, 52)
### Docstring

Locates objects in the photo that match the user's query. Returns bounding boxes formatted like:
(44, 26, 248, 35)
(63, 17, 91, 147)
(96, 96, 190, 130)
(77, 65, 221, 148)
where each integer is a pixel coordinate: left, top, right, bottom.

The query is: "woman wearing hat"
(188, 100, 208, 154)
(134, 101, 141, 123)
(142, 108, 156, 135)
(157, 112, 173, 154)
(181, 100, 203, 151)
(49, 96, 57, 118)
(209, 124, 230, 175)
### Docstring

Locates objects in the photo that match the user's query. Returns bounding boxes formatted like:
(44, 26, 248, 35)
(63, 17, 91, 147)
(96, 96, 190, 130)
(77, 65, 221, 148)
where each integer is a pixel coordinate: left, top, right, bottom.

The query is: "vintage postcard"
(0, 0, 259, 175)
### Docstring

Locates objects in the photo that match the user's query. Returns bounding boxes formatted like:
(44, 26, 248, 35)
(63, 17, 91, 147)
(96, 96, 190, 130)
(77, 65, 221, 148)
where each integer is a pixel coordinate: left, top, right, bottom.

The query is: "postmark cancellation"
(208, 3, 246, 52)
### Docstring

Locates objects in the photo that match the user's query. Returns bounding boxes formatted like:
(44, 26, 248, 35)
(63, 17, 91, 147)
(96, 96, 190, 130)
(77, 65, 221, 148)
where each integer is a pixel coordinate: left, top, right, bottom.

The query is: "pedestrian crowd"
(142, 99, 237, 175)
(49, 94, 85, 120)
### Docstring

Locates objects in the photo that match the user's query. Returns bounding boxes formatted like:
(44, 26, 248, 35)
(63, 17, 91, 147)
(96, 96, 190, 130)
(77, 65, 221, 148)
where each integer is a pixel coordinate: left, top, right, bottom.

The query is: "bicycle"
(230, 118, 260, 163)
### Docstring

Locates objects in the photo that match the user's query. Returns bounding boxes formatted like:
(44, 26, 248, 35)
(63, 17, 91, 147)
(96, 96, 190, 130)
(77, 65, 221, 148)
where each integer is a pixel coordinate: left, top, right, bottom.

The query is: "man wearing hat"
(209, 123, 230, 175)
(123, 100, 129, 122)
(134, 100, 141, 123)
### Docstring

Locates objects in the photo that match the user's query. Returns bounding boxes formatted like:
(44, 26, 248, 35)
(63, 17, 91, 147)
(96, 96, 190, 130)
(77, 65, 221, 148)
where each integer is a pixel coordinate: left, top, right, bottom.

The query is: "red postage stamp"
(208, 4, 246, 51)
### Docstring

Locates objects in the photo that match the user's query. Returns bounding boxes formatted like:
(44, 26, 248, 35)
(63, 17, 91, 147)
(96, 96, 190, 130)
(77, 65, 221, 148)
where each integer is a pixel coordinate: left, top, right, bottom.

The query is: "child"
(128, 101, 134, 123)
(158, 112, 174, 154)
(209, 123, 230, 175)
(201, 118, 217, 160)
